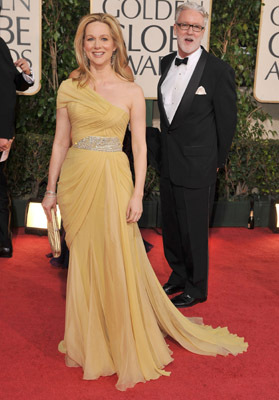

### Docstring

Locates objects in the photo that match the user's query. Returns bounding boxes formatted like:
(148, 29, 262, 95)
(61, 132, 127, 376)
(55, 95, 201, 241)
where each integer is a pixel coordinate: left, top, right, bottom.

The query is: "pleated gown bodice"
(57, 79, 130, 248)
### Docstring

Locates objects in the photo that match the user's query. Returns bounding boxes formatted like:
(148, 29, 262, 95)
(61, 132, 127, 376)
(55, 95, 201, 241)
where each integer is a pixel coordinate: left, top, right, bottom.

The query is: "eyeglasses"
(176, 23, 205, 32)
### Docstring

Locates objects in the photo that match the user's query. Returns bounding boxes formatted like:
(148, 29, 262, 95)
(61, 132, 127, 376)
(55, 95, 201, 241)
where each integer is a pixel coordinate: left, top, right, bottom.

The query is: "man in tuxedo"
(157, 2, 237, 307)
(0, 5, 34, 257)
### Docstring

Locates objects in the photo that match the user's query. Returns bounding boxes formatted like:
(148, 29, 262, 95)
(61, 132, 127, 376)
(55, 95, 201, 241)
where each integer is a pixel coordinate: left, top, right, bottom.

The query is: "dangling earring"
(111, 50, 117, 67)
(83, 51, 90, 68)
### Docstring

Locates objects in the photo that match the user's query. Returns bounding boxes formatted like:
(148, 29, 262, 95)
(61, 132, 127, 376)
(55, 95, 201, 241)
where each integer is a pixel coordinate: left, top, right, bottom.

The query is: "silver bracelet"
(45, 190, 57, 195)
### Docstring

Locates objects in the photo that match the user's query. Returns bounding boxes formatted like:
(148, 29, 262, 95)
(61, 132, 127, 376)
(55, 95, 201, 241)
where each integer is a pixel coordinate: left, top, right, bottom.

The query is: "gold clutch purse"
(47, 208, 61, 258)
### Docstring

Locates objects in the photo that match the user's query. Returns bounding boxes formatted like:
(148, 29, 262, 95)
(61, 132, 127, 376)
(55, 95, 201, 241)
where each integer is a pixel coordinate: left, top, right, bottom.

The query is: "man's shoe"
(171, 293, 207, 308)
(163, 283, 184, 295)
(0, 247, 13, 258)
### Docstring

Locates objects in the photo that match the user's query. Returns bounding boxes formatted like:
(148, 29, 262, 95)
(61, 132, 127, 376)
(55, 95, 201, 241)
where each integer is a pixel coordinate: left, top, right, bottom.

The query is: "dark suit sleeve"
(213, 66, 237, 168)
(146, 127, 161, 173)
(0, 38, 34, 140)
(0, 38, 33, 92)
(123, 127, 161, 173)
(14, 72, 33, 92)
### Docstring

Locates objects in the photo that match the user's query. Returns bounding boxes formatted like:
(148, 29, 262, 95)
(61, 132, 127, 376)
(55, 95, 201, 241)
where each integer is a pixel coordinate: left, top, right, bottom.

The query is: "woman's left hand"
(126, 194, 143, 223)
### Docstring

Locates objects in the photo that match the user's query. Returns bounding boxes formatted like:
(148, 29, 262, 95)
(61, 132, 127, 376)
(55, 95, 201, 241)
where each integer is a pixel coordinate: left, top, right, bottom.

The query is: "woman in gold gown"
(42, 13, 248, 391)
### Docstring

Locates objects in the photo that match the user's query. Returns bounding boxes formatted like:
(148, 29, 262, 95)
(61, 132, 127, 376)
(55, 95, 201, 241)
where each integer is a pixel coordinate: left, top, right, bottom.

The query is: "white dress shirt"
(22, 68, 35, 84)
(161, 47, 202, 124)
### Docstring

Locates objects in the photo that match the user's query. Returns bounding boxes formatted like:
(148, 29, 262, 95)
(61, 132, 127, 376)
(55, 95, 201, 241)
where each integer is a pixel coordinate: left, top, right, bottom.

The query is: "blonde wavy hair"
(73, 13, 133, 85)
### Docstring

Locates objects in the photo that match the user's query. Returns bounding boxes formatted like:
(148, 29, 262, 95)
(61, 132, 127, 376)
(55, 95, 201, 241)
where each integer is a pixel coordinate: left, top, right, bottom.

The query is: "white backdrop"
(90, 0, 213, 98)
(254, 1, 279, 103)
(0, 0, 42, 95)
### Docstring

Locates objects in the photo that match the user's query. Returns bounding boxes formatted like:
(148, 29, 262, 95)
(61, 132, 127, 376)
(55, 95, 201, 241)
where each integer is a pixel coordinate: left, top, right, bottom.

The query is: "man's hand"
(0, 138, 13, 152)
(14, 58, 31, 75)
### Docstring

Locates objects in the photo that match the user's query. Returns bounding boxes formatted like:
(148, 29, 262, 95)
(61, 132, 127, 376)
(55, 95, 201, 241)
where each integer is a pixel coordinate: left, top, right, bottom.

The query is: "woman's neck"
(90, 62, 116, 84)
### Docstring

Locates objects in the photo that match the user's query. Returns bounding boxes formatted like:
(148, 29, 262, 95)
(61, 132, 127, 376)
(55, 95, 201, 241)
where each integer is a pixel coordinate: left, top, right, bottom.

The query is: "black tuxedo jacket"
(0, 37, 32, 140)
(157, 48, 237, 188)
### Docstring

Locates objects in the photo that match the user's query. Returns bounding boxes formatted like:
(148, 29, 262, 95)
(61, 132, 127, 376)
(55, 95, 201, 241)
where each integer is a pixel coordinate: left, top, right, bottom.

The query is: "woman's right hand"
(42, 196, 57, 222)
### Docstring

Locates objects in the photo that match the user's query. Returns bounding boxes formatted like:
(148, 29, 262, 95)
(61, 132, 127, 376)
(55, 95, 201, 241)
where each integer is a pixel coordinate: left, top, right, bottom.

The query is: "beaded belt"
(72, 136, 122, 152)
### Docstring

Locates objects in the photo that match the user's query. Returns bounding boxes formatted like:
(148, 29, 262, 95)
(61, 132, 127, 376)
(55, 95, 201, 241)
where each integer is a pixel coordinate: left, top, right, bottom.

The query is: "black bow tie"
(175, 57, 188, 66)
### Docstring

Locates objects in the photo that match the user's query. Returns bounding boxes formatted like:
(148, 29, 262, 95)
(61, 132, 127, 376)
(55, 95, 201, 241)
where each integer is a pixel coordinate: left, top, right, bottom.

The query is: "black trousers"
(0, 160, 12, 248)
(160, 177, 215, 298)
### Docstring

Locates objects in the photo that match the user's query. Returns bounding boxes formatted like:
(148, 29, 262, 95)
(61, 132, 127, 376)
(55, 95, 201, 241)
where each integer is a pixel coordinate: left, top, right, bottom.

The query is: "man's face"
(174, 9, 205, 57)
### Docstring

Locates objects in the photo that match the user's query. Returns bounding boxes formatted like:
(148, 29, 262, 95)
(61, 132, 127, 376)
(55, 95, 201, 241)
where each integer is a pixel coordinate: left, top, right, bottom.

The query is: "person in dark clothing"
(156, 2, 237, 307)
(0, 5, 34, 257)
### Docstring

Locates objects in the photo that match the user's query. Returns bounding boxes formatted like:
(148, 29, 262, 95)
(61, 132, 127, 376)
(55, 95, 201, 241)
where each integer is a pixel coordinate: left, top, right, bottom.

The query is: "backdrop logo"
(90, 0, 212, 98)
(0, 0, 42, 95)
(254, 1, 279, 103)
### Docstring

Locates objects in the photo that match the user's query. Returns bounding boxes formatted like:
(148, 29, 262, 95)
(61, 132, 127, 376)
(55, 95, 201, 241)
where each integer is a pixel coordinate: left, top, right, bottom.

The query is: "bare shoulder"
(69, 69, 79, 79)
(131, 82, 144, 97)
(111, 78, 144, 111)
(120, 80, 144, 99)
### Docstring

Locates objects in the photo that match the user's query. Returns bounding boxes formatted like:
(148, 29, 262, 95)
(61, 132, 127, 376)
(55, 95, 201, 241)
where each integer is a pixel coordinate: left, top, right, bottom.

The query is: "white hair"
(175, 2, 209, 25)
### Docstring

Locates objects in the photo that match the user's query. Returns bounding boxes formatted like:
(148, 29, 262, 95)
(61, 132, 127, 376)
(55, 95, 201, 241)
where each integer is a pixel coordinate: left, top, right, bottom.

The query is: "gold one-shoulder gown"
(56, 79, 248, 391)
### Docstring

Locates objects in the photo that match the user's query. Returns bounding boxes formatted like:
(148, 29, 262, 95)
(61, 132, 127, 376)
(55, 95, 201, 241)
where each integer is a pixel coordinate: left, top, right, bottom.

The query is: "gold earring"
(111, 50, 117, 66)
(83, 51, 89, 67)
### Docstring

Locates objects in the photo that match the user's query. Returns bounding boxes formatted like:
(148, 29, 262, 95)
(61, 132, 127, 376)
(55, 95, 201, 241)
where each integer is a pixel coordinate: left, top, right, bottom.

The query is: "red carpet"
(0, 228, 278, 400)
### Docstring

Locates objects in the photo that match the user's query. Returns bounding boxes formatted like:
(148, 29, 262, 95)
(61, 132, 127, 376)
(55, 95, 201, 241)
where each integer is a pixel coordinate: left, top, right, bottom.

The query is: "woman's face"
(83, 21, 116, 67)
